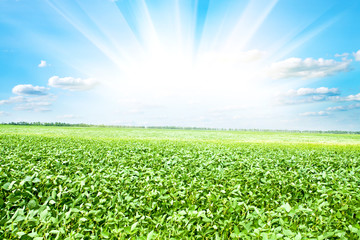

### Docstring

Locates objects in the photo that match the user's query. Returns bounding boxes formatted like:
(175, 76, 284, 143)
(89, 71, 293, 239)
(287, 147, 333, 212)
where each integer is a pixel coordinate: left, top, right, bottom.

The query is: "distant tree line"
(1, 122, 92, 127)
(1, 121, 359, 134)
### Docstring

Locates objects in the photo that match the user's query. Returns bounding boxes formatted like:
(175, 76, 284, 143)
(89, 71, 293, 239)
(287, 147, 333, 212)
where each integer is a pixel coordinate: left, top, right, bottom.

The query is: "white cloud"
(12, 84, 49, 96)
(300, 100, 360, 118)
(268, 58, 350, 79)
(342, 93, 360, 101)
(27, 95, 57, 103)
(0, 96, 26, 105)
(38, 60, 47, 67)
(48, 76, 97, 91)
(353, 50, 360, 61)
(0, 91, 56, 112)
(14, 102, 52, 112)
(334, 53, 350, 61)
(335, 53, 349, 58)
(280, 90, 360, 105)
(279, 87, 340, 105)
(286, 87, 339, 97)
(329, 93, 360, 102)
(327, 103, 360, 112)
(300, 111, 329, 117)
(279, 96, 326, 105)
(0, 111, 8, 117)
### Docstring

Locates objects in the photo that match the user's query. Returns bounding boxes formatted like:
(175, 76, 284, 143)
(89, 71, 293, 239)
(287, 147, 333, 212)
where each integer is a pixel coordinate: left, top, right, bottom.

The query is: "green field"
(1, 125, 360, 239)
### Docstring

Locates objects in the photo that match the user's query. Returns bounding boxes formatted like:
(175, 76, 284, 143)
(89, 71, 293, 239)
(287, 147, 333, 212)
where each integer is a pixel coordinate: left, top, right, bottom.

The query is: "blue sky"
(1, 0, 360, 130)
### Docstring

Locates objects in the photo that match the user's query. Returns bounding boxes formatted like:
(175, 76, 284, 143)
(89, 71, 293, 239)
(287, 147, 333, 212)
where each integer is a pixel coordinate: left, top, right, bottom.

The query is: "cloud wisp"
(12, 84, 49, 96)
(353, 50, 360, 61)
(279, 87, 341, 105)
(327, 103, 360, 112)
(48, 76, 97, 91)
(300, 111, 329, 117)
(279, 86, 360, 106)
(268, 57, 350, 79)
(0, 96, 26, 105)
(328, 93, 360, 102)
(286, 87, 339, 97)
(300, 103, 360, 117)
(38, 60, 48, 67)
(14, 95, 55, 112)
(14, 101, 52, 112)
(0, 85, 56, 112)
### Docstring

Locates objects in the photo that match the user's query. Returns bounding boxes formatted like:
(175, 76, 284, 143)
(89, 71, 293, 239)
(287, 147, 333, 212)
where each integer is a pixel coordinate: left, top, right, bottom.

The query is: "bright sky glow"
(1, 0, 360, 130)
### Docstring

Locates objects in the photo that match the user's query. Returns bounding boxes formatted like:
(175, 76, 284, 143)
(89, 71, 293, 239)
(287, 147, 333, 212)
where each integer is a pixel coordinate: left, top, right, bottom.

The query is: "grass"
(1, 125, 360, 144)
(1, 125, 360, 239)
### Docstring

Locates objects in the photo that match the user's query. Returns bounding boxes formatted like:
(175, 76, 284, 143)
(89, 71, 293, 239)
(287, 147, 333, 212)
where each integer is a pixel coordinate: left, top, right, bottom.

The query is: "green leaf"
(131, 222, 139, 232)
(40, 208, 50, 221)
(28, 199, 38, 210)
(282, 203, 292, 213)
(2, 181, 16, 190)
(202, 216, 212, 223)
(147, 230, 155, 240)
(178, 210, 186, 215)
(283, 229, 293, 236)
(32, 178, 41, 183)
(261, 233, 268, 240)
(28, 232, 38, 238)
(75, 233, 84, 238)
(349, 225, 359, 233)
(16, 232, 26, 237)
(71, 208, 80, 213)
(234, 225, 240, 235)
(21, 176, 33, 185)
(101, 231, 110, 239)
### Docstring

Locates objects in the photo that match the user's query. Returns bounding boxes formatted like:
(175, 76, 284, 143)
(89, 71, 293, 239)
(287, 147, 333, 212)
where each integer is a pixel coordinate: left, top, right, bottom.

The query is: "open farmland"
(1, 125, 360, 239)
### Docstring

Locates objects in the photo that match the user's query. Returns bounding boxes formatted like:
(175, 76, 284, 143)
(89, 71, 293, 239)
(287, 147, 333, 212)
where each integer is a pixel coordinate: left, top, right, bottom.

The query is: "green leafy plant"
(1, 126, 360, 239)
